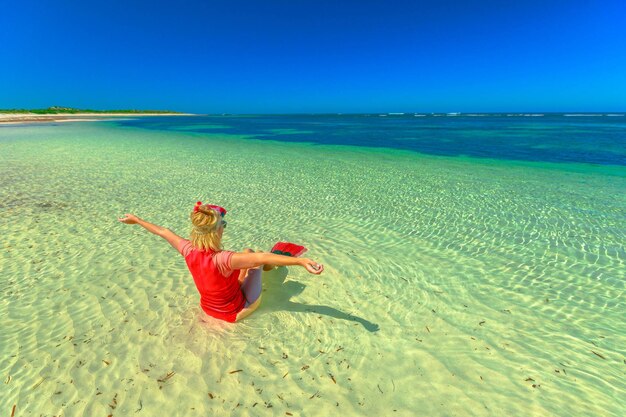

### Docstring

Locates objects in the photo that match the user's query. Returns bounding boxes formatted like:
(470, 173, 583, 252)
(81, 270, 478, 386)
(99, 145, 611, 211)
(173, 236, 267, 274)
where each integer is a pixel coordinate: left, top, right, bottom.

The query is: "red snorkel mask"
(193, 201, 227, 217)
(208, 204, 227, 216)
(193, 201, 226, 217)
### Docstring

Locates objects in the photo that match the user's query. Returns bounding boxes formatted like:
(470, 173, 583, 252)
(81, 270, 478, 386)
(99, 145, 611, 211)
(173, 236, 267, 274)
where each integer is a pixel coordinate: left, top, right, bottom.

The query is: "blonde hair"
(190, 205, 224, 251)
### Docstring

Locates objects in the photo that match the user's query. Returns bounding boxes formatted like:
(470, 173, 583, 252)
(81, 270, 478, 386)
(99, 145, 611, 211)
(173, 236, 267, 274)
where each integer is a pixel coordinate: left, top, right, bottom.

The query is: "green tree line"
(0, 106, 181, 114)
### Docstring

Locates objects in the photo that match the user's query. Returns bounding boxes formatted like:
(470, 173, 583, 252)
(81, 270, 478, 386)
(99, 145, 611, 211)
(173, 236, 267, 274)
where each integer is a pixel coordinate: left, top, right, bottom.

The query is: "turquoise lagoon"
(1, 115, 624, 416)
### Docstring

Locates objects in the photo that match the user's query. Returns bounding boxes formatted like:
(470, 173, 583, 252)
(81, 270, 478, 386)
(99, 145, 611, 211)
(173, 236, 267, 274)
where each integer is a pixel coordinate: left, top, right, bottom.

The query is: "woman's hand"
(118, 213, 140, 224)
(301, 258, 324, 275)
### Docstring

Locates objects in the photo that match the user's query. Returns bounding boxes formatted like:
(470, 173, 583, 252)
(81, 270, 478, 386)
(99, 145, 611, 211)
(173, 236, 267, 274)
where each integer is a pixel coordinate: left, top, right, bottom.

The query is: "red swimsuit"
(178, 240, 245, 322)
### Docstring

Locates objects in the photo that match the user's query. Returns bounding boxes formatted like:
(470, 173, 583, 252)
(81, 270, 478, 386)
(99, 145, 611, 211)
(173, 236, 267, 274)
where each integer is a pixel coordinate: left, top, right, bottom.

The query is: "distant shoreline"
(0, 112, 196, 125)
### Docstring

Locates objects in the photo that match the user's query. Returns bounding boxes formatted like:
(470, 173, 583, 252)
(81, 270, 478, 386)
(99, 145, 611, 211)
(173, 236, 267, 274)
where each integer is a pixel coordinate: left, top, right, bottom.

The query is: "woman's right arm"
(230, 252, 324, 275)
(118, 213, 185, 252)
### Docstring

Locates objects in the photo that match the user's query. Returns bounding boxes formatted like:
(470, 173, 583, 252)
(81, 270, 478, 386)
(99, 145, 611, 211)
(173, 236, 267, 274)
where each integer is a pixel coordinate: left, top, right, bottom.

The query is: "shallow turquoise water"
(1, 120, 624, 416)
(117, 113, 626, 166)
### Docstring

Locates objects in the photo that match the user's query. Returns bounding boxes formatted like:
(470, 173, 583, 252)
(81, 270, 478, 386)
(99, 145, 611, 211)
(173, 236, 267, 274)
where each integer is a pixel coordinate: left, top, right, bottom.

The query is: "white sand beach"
(0, 113, 195, 125)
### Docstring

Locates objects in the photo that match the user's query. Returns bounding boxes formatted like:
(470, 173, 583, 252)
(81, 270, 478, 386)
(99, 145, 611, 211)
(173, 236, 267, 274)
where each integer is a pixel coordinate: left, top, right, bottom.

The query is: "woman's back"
(178, 240, 245, 322)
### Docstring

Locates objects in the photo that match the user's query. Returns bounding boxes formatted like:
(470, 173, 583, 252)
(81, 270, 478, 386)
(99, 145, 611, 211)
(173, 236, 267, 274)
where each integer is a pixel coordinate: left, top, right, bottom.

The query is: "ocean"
(1, 114, 624, 416)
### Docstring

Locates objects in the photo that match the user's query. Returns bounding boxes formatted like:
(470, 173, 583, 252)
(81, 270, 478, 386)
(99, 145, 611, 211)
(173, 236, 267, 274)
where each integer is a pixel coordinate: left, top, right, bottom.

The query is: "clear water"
(1, 116, 624, 416)
(117, 113, 626, 165)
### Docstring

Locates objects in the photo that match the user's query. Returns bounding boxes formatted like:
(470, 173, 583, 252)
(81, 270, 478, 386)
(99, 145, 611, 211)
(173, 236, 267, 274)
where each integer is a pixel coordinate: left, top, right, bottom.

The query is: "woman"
(118, 201, 324, 322)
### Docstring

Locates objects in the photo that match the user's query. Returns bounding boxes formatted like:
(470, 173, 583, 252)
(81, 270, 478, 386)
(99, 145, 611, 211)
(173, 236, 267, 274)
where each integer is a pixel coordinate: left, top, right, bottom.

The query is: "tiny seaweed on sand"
(157, 371, 176, 383)
(109, 393, 118, 409)
(32, 377, 46, 390)
(591, 350, 606, 360)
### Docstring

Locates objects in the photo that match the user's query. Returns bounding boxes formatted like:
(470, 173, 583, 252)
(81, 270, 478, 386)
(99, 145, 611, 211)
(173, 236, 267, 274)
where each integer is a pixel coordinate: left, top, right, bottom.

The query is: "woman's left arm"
(118, 213, 185, 251)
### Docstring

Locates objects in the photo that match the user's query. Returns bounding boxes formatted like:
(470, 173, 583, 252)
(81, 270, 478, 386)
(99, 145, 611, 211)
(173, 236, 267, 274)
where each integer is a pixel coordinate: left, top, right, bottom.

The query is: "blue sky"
(1, 0, 625, 113)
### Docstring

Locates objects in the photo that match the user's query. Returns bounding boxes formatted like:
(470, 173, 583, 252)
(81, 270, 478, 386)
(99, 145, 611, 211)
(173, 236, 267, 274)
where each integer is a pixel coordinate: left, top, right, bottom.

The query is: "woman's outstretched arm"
(230, 251, 324, 275)
(118, 213, 185, 252)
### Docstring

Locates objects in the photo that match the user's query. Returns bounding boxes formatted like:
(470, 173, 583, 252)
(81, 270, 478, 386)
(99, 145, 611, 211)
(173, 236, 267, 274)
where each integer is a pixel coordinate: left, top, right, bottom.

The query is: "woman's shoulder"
(177, 239, 193, 257)
(213, 250, 236, 276)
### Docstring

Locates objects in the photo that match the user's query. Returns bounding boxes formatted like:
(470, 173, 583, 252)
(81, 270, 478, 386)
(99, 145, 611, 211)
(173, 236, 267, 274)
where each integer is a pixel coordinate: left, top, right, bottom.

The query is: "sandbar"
(0, 112, 196, 125)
